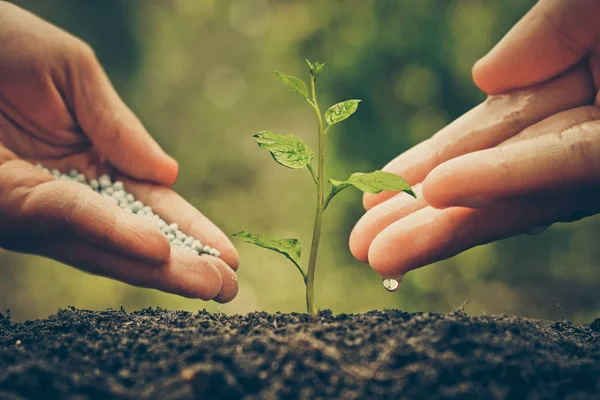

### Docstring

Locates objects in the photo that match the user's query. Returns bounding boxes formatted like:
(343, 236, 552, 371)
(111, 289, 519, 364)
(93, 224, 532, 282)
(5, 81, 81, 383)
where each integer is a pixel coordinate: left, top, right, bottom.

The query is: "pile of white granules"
(36, 165, 221, 258)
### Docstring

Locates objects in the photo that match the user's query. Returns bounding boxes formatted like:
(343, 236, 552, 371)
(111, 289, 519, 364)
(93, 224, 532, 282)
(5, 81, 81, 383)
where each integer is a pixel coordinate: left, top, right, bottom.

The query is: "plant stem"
(307, 164, 318, 185)
(323, 189, 336, 211)
(306, 75, 325, 315)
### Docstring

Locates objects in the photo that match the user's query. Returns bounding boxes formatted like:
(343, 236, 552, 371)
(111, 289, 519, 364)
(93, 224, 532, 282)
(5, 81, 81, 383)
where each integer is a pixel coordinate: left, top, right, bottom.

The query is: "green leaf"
(272, 71, 309, 99)
(233, 231, 305, 280)
(253, 130, 314, 169)
(346, 170, 415, 195)
(328, 178, 352, 195)
(314, 61, 326, 77)
(325, 170, 415, 209)
(325, 100, 361, 126)
(306, 59, 326, 78)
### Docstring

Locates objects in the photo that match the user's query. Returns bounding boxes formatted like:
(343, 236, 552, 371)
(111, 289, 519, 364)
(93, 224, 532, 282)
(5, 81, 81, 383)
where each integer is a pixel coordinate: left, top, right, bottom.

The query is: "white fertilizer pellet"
(36, 165, 221, 258)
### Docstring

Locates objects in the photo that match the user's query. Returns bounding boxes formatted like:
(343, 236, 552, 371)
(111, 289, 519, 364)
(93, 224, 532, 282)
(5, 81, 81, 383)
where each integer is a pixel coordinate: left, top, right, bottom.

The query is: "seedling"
(234, 60, 415, 315)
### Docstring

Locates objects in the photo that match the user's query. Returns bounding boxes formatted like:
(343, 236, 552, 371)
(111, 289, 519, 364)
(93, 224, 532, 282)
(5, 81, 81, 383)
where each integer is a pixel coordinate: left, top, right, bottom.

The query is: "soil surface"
(0, 308, 599, 400)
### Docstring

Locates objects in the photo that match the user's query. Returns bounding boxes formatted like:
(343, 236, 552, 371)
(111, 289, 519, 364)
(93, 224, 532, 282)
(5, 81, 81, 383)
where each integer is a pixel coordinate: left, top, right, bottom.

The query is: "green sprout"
(234, 60, 415, 315)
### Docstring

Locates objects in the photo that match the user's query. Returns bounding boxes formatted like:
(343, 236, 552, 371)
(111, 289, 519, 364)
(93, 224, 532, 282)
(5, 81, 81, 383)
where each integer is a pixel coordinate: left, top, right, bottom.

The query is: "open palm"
(0, 2, 238, 302)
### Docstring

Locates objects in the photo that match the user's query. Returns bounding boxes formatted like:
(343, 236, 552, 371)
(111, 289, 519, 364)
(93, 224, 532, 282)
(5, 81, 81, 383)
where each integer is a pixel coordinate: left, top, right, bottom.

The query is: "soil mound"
(1, 308, 598, 399)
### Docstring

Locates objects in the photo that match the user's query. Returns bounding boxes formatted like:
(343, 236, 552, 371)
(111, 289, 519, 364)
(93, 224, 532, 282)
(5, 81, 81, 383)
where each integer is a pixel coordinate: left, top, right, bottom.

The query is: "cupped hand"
(350, 0, 600, 280)
(0, 2, 239, 302)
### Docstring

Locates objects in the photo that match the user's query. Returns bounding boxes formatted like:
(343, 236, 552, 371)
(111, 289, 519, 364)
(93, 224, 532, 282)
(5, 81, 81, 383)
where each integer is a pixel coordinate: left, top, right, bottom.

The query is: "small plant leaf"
(254, 130, 314, 169)
(328, 178, 352, 194)
(233, 231, 301, 264)
(307, 59, 326, 79)
(314, 61, 326, 76)
(233, 231, 305, 280)
(273, 71, 309, 99)
(325, 170, 415, 209)
(325, 100, 361, 126)
(345, 170, 415, 196)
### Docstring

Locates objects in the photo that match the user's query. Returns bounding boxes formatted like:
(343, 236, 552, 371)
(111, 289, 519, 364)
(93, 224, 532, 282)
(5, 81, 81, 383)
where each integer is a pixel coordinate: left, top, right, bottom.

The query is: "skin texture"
(351, 0, 600, 279)
(0, 2, 238, 303)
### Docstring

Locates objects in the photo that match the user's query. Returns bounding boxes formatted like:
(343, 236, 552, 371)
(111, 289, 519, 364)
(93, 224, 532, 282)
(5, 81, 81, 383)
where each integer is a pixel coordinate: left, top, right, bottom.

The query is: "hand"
(350, 0, 600, 280)
(0, 2, 239, 302)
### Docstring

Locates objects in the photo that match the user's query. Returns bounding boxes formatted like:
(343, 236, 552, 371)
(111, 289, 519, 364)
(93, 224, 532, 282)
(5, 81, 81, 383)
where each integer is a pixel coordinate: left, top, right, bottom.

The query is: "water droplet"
(382, 278, 400, 292)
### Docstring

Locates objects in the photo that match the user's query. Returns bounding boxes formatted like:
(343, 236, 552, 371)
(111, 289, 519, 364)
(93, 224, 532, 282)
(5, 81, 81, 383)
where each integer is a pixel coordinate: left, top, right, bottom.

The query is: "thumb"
(68, 44, 179, 186)
(473, 0, 600, 95)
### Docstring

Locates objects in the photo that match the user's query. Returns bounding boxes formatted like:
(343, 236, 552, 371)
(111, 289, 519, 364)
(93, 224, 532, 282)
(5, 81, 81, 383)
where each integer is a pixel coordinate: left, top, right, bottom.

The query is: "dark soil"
(0, 308, 599, 400)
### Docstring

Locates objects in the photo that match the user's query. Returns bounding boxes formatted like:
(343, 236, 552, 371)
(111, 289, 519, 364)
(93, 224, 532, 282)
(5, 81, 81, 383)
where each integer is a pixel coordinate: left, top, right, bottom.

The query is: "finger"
(591, 51, 600, 98)
(0, 160, 170, 264)
(0, 145, 17, 164)
(501, 105, 600, 146)
(350, 184, 426, 263)
(473, 0, 600, 94)
(206, 256, 239, 304)
(368, 190, 600, 278)
(68, 44, 178, 186)
(3, 232, 224, 300)
(423, 120, 600, 209)
(363, 65, 594, 210)
(119, 177, 240, 270)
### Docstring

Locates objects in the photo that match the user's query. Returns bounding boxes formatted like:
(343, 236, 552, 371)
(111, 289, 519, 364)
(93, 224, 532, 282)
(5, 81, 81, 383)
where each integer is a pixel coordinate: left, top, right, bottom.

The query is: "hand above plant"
(350, 0, 600, 280)
(0, 2, 239, 302)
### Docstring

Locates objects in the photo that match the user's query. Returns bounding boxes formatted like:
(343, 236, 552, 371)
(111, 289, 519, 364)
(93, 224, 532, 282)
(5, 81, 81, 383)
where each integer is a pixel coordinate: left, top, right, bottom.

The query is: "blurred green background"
(1, 0, 599, 324)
